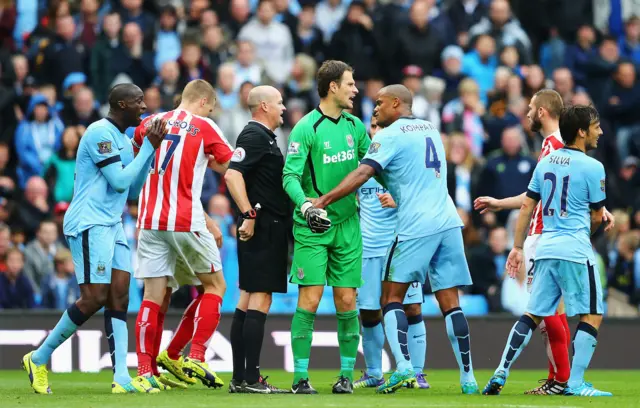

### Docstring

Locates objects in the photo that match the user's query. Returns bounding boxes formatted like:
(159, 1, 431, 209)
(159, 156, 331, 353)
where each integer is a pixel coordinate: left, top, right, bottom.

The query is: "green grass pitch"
(3, 369, 639, 408)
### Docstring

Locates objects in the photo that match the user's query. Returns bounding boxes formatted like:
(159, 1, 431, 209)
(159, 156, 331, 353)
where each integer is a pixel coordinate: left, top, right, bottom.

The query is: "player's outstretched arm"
(506, 194, 538, 278)
(98, 119, 166, 193)
(474, 192, 526, 214)
(315, 163, 375, 209)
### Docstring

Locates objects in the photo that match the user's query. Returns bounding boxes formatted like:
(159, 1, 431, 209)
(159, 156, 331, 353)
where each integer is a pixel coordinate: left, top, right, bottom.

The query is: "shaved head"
(379, 84, 413, 109)
(247, 85, 279, 113)
(247, 85, 286, 130)
(108, 83, 143, 111)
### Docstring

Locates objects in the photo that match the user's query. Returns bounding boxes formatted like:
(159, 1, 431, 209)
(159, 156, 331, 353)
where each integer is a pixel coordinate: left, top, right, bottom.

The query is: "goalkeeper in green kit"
(283, 60, 370, 394)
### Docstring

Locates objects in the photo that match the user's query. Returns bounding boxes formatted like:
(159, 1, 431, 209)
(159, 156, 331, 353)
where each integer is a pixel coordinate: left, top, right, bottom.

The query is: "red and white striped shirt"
(528, 130, 564, 236)
(132, 109, 233, 232)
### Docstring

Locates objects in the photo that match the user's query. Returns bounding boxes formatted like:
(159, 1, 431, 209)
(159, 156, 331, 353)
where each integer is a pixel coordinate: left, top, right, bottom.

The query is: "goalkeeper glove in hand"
(301, 201, 331, 233)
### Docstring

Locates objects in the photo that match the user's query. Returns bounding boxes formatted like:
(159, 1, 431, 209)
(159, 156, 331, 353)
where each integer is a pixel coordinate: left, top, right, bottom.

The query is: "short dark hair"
(316, 60, 353, 98)
(559, 105, 600, 146)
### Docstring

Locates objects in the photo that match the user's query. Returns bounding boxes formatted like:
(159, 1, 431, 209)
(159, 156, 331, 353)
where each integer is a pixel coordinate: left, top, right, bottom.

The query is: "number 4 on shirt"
(424, 137, 441, 178)
(150, 134, 181, 175)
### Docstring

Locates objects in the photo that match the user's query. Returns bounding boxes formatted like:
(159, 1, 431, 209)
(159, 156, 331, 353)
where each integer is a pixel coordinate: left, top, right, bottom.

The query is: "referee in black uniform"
(225, 86, 290, 394)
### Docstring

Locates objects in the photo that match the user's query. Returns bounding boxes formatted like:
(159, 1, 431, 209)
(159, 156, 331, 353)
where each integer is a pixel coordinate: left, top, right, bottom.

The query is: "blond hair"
(181, 79, 216, 104)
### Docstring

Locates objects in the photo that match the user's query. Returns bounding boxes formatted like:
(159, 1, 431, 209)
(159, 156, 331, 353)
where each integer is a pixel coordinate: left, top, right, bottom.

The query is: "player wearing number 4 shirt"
(131, 80, 233, 390)
(314, 85, 478, 395)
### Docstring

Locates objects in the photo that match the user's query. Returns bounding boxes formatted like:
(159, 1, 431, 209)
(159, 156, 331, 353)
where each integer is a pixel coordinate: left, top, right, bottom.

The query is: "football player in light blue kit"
(354, 116, 428, 390)
(483, 105, 612, 397)
(22, 84, 168, 395)
(314, 85, 477, 395)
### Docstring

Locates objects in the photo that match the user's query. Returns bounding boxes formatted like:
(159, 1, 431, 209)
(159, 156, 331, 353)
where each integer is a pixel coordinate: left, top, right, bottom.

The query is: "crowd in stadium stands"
(0, 0, 639, 316)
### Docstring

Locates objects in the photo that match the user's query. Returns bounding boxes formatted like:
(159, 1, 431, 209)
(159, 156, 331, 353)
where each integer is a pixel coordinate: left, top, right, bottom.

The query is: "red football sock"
(188, 293, 222, 362)
(542, 314, 570, 383)
(167, 294, 202, 360)
(560, 313, 571, 350)
(136, 300, 160, 377)
(152, 311, 166, 376)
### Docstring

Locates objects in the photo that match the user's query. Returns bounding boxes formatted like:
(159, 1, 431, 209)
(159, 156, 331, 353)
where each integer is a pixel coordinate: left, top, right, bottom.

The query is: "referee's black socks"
(230, 309, 246, 382)
(244, 309, 268, 384)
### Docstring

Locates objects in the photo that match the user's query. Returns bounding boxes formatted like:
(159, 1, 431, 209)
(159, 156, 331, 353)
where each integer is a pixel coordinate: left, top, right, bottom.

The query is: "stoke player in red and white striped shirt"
(132, 80, 232, 390)
(474, 90, 614, 394)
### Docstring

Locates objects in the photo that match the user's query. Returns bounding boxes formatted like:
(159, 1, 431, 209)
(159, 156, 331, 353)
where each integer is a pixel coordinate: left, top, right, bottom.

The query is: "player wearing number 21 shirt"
(130, 80, 234, 390)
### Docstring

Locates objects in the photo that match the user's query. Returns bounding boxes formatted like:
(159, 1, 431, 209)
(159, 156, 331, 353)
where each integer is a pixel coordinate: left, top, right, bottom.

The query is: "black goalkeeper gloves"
(301, 201, 331, 233)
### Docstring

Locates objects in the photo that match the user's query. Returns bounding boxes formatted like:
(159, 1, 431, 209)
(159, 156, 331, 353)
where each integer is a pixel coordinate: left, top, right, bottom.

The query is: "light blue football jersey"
(63, 119, 134, 237)
(527, 147, 606, 264)
(361, 117, 462, 241)
(358, 177, 396, 258)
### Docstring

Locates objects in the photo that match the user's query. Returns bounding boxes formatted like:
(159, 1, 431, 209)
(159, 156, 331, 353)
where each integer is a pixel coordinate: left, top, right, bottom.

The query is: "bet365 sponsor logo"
(323, 149, 355, 164)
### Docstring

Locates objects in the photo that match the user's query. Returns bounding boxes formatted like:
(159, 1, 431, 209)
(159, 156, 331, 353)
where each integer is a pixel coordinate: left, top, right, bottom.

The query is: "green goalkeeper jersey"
(283, 107, 370, 226)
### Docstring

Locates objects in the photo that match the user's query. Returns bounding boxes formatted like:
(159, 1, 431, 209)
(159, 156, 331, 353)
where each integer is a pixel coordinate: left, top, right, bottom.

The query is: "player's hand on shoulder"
(377, 192, 396, 208)
(506, 247, 523, 279)
(145, 118, 168, 149)
(473, 196, 501, 214)
(301, 200, 331, 233)
(238, 219, 255, 241)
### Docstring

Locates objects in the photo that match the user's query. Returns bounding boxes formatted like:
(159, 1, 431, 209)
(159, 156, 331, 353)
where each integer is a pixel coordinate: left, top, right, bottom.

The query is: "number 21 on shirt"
(150, 134, 181, 175)
(425, 137, 441, 178)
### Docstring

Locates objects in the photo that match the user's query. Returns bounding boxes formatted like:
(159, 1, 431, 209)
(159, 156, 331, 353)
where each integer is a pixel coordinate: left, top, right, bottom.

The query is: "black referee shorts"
(237, 211, 288, 294)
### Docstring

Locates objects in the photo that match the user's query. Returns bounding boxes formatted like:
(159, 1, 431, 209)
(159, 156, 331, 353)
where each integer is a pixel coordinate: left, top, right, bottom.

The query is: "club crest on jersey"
(288, 142, 300, 154)
(600, 179, 605, 192)
(368, 142, 381, 154)
(346, 134, 354, 148)
(97, 141, 112, 154)
(297, 267, 304, 280)
(97, 262, 106, 275)
(231, 147, 246, 163)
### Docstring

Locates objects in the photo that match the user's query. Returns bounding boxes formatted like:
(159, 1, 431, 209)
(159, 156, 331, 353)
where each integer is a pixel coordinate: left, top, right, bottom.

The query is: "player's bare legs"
(434, 287, 477, 393)
(181, 271, 225, 388)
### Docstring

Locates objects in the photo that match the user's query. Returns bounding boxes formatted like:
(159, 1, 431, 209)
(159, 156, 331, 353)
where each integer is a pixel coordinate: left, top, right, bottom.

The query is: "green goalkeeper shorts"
(290, 213, 363, 288)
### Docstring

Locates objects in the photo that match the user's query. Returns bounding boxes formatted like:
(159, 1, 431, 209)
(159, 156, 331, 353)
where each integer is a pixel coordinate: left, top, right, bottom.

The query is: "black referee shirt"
(228, 121, 290, 218)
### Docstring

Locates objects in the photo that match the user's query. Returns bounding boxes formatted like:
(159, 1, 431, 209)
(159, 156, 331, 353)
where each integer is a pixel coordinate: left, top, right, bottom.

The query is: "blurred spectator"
(0, 223, 10, 271)
(434, 45, 467, 106)
(401, 65, 430, 120)
(462, 34, 498, 103)
(52, 201, 69, 247)
(44, 126, 80, 204)
(603, 62, 640, 160)
(231, 40, 263, 91)
(608, 231, 640, 305)
(12, 176, 51, 241)
(90, 11, 124, 103)
(593, 0, 640, 38)
(23, 219, 59, 296)
(466, 222, 502, 312)
(283, 53, 318, 115)
(0, 142, 16, 200)
(218, 81, 254, 147)
(292, 4, 325, 65)
(177, 39, 215, 90)
(315, 0, 347, 43)
(552, 67, 578, 106)
(34, 16, 87, 94)
(446, 133, 481, 212)
(0, 248, 34, 308)
(468, 0, 532, 64)
(208, 193, 235, 238)
(329, 0, 379, 81)
(539, 28, 567, 78)
(15, 93, 64, 189)
(119, 0, 155, 46)
(143, 86, 162, 116)
(585, 35, 621, 107)
(447, 0, 487, 37)
(238, 0, 294, 84)
(215, 62, 239, 112)
(154, 5, 182, 72)
(119, 22, 156, 89)
(273, 0, 298, 31)
(225, 0, 252, 39)
(394, 0, 443, 83)
(619, 16, 640, 64)
(564, 24, 597, 87)
(353, 77, 383, 129)
(75, 0, 101, 49)
(201, 25, 230, 77)
(442, 78, 485, 157)
(156, 61, 181, 111)
(40, 247, 79, 310)
(477, 126, 536, 225)
(523, 64, 545, 98)
(60, 86, 100, 127)
(609, 156, 640, 213)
